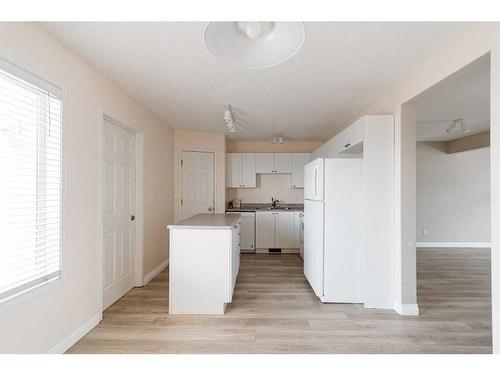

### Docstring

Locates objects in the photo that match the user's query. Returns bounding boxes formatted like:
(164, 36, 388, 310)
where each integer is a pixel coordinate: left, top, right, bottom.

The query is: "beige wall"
(227, 174, 304, 204)
(226, 141, 320, 205)
(174, 129, 226, 222)
(0, 23, 175, 353)
(314, 23, 500, 341)
(228, 140, 321, 153)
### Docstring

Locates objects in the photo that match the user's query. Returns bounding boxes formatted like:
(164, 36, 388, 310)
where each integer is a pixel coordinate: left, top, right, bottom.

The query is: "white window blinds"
(0, 59, 63, 302)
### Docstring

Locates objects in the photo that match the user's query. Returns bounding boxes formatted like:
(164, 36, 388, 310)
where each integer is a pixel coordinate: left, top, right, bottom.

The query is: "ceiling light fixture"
(204, 22, 305, 69)
(224, 104, 235, 133)
(446, 119, 470, 134)
(272, 133, 285, 144)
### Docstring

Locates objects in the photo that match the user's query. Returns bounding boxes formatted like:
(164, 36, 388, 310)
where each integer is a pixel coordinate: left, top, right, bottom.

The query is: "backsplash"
(226, 173, 304, 204)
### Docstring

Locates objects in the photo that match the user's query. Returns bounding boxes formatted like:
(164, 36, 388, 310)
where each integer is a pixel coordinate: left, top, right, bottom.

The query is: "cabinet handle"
(344, 143, 350, 148)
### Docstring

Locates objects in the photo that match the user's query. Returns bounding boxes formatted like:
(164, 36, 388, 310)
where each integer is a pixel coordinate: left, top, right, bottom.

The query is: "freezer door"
(304, 158, 324, 201)
(304, 199, 324, 297)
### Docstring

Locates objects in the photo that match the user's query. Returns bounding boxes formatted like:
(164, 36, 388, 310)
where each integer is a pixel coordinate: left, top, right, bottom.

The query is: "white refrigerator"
(303, 158, 364, 303)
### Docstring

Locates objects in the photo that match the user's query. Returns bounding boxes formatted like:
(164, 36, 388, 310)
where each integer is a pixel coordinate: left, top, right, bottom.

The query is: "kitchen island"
(167, 213, 241, 314)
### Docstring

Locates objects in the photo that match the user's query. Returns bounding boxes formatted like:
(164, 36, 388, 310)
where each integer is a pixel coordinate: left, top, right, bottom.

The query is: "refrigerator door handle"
(314, 168, 318, 198)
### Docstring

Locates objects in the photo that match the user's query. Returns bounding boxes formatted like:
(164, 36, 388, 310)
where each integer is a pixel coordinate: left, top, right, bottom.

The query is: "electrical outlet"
(423, 228, 428, 236)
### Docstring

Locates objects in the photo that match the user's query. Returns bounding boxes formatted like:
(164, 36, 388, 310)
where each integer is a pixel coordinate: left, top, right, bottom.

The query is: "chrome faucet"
(271, 197, 280, 208)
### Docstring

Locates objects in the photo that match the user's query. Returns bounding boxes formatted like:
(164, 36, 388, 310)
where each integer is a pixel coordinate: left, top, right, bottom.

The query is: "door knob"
(130, 215, 135, 221)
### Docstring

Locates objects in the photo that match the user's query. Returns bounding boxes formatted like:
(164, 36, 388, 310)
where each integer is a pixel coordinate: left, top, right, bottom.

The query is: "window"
(0, 59, 63, 303)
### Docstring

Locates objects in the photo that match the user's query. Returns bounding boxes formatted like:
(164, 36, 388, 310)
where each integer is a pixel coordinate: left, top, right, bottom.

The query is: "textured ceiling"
(42, 22, 475, 141)
(416, 55, 490, 142)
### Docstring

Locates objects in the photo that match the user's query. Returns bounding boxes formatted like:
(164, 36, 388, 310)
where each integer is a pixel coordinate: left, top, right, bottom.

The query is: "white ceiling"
(416, 55, 490, 142)
(42, 22, 475, 141)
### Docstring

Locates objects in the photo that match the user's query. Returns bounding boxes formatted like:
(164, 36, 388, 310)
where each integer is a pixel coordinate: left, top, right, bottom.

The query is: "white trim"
(47, 313, 100, 354)
(0, 56, 62, 98)
(416, 242, 491, 248)
(393, 302, 419, 316)
(143, 259, 169, 285)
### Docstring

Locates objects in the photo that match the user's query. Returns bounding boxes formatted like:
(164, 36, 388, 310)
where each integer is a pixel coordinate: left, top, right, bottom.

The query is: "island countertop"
(168, 213, 241, 230)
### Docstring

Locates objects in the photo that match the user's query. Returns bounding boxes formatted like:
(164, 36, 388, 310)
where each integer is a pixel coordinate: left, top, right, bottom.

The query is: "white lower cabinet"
(294, 211, 302, 248)
(275, 211, 295, 248)
(256, 211, 296, 249)
(256, 212, 275, 248)
(239, 212, 255, 251)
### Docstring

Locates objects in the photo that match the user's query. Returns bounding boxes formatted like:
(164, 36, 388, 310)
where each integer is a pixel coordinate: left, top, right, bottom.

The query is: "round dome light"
(204, 22, 305, 69)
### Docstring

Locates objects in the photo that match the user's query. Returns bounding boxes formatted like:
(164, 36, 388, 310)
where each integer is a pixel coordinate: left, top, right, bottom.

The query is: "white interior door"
(181, 151, 215, 220)
(103, 119, 136, 310)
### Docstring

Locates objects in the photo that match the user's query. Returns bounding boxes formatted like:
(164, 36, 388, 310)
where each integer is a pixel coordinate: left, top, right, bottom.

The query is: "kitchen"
(168, 115, 394, 314)
(1, 20, 496, 357)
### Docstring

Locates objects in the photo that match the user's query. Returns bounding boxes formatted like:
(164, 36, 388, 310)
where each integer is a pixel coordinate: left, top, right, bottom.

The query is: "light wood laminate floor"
(67, 249, 491, 354)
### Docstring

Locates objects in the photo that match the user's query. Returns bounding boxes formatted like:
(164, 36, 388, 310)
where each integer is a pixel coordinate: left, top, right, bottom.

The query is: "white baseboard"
(143, 258, 169, 285)
(393, 302, 419, 316)
(416, 242, 491, 248)
(47, 312, 101, 354)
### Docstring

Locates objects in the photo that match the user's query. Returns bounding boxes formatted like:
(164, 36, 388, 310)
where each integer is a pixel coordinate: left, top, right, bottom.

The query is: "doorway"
(180, 150, 215, 220)
(102, 117, 137, 310)
(411, 55, 492, 349)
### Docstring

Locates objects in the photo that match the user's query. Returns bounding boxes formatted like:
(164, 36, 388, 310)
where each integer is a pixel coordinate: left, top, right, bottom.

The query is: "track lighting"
(224, 104, 235, 133)
(272, 133, 285, 144)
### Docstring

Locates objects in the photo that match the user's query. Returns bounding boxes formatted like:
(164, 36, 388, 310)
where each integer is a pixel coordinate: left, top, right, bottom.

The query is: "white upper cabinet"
(227, 152, 308, 188)
(226, 153, 256, 188)
(338, 117, 364, 154)
(226, 153, 242, 188)
(241, 153, 256, 187)
(256, 153, 292, 174)
(291, 153, 310, 188)
(273, 153, 293, 173)
(255, 153, 275, 173)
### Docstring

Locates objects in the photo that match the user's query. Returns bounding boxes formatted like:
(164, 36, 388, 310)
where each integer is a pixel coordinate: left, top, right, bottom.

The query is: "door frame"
(98, 114, 144, 316)
(178, 149, 216, 222)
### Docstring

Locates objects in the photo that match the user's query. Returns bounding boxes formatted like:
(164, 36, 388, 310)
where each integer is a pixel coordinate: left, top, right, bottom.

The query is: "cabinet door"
(231, 224, 240, 294)
(226, 153, 241, 188)
(240, 153, 256, 188)
(294, 211, 301, 248)
(274, 211, 295, 249)
(273, 153, 292, 173)
(255, 153, 274, 173)
(239, 214, 255, 251)
(340, 118, 363, 154)
(256, 212, 275, 248)
(291, 153, 310, 188)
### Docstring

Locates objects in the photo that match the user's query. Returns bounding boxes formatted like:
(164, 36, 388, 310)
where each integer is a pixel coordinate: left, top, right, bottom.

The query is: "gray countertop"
(226, 203, 304, 213)
(168, 213, 241, 230)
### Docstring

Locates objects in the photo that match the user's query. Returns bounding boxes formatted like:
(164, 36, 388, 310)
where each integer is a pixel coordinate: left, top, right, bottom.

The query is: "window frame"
(0, 57, 65, 307)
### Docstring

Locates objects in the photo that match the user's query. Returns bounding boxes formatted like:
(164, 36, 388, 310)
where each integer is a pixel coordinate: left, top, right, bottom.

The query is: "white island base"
(168, 214, 241, 314)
